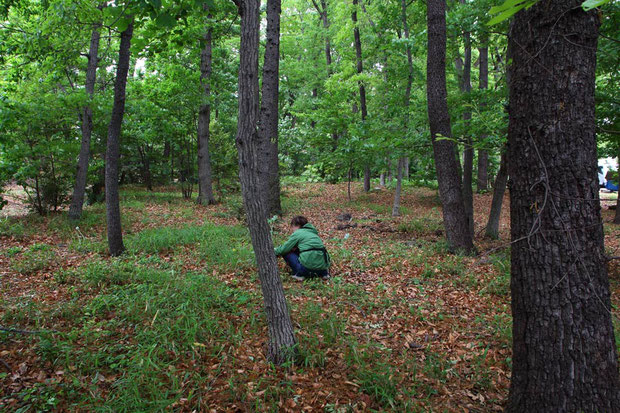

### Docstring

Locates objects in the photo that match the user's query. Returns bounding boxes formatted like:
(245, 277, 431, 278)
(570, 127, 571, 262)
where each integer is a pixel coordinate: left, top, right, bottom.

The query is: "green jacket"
(274, 223, 330, 271)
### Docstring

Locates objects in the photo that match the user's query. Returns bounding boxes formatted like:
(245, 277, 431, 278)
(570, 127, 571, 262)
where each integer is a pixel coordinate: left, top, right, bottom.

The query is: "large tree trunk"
(105, 19, 133, 257)
(426, 0, 473, 253)
(68, 22, 101, 220)
(258, 0, 282, 216)
(352, 0, 370, 192)
(506, 2, 620, 410)
(197, 20, 216, 205)
(235, 0, 296, 365)
(476, 44, 489, 193)
(484, 150, 507, 239)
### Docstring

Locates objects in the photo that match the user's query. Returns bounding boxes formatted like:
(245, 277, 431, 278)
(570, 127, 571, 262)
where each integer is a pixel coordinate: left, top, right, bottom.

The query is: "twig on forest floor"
(0, 358, 10, 371)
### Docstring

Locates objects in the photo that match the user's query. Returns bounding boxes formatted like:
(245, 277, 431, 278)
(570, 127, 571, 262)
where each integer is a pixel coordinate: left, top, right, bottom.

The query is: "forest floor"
(1, 181, 619, 412)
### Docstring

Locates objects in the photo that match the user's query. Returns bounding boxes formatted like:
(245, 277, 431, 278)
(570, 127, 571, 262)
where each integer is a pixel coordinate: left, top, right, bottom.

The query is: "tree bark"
(68, 22, 101, 220)
(484, 150, 507, 239)
(426, 0, 473, 253)
(137, 145, 152, 191)
(352, 0, 370, 192)
(477, 44, 489, 192)
(392, 157, 404, 216)
(312, 0, 332, 72)
(404, 157, 409, 179)
(258, 0, 282, 216)
(457, 5, 474, 237)
(393, 0, 414, 216)
(507, 2, 620, 410)
(105, 19, 133, 257)
(235, 0, 296, 365)
(197, 19, 216, 205)
(614, 150, 620, 224)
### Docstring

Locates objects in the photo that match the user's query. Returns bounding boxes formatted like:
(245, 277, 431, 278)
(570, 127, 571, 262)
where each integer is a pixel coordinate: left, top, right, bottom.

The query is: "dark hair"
(290, 215, 308, 228)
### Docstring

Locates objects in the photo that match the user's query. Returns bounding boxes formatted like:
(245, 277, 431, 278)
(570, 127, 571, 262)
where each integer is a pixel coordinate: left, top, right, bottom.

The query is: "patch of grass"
(11, 243, 57, 275)
(34, 258, 253, 411)
(482, 250, 510, 296)
(222, 194, 245, 221)
(123, 223, 254, 269)
(398, 216, 443, 235)
(344, 341, 423, 410)
(491, 311, 512, 348)
(2, 246, 22, 257)
(0, 217, 27, 238)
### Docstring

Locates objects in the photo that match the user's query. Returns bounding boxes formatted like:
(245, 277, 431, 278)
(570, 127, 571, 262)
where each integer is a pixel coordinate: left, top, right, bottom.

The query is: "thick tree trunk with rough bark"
(258, 0, 282, 216)
(352, 0, 370, 192)
(197, 21, 216, 205)
(426, 0, 473, 253)
(235, 0, 296, 365)
(69, 23, 101, 220)
(105, 19, 133, 257)
(477, 45, 489, 193)
(506, 2, 620, 410)
(484, 151, 507, 239)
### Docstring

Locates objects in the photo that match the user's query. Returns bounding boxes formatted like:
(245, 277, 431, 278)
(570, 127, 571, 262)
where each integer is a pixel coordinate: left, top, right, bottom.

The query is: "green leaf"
(582, 0, 610, 10)
(131, 37, 147, 52)
(155, 13, 176, 28)
(115, 17, 131, 32)
(102, 6, 122, 25)
(487, 0, 536, 26)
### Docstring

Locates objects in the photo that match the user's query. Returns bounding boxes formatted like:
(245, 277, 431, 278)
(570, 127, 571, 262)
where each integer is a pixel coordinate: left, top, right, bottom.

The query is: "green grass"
(481, 250, 510, 297)
(398, 216, 443, 235)
(28, 258, 256, 412)
(10, 243, 57, 275)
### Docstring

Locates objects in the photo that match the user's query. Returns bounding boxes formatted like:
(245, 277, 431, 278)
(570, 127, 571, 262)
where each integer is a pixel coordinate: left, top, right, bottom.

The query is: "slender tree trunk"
(348, 166, 352, 201)
(393, 0, 414, 215)
(258, 0, 282, 216)
(614, 150, 620, 224)
(404, 157, 409, 179)
(484, 151, 507, 239)
(476, 44, 489, 192)
(105, 19, 133, 257)
(457, 7, 474, 237)
(426, 0, 473, 253)
(137, 145, 153, 191)
(197, 19, 216, 205)
(507, 2, 619, 410)
(235, 0, 296, 365)
(352, 0, 370, 192)
(392, 157, 404, 216)
(379, 173, 385, 186)
(69, 22, 101, 220)
(313, 0, 332, 72)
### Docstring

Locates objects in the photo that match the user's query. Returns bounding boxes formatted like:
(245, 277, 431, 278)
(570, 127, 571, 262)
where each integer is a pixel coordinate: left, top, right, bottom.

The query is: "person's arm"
(274, 231, 301, 256)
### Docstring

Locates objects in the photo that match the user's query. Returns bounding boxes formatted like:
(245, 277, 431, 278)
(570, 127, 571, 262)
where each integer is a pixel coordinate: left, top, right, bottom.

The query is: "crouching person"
(275, 215, 331, 281)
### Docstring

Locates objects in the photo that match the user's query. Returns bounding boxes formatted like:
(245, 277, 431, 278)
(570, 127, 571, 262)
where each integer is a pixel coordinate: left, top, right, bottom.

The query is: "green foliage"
(487, 0, 536, 25)
(11, 243, 57, 275)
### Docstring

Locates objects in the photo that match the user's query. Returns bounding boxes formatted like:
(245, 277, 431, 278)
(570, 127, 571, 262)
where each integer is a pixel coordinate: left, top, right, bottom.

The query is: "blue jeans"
(283, 252, 328, 278)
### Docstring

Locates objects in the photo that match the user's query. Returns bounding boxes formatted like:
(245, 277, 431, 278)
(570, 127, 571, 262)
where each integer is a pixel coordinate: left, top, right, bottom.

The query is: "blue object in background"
(605, 180, 618, 192)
